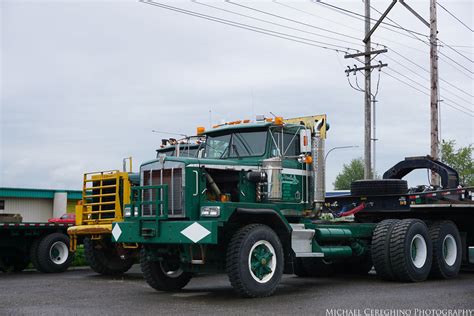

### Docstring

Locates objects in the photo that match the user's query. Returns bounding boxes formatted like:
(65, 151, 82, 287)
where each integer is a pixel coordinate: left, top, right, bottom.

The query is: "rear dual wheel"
(31, 233, 74, 273)
(429, 221, 462, 279)
(372, 219, 461, 282)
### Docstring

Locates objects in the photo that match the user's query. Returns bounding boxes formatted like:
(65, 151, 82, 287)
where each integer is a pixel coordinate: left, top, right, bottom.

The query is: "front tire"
(140, 248, 192, 292)
(429, 221, 462, 279)
(226, 224, 284, 298)
(84, 237, 134, 276)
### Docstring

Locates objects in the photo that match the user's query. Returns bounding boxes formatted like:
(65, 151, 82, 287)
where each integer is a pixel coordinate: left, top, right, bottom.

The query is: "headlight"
(200, 206, 220, 217)
(124, 206, 131, 217)
(134, 207, 139, 217)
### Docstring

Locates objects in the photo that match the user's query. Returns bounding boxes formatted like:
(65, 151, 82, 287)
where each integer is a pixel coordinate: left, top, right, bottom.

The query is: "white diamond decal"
(112, 223, 122, 241)
(181, 222, 211, 243)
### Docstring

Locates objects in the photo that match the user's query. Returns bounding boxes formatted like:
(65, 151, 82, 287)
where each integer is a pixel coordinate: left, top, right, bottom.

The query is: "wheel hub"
(248, 240, 276, 283)
(410, 234, 427, 268)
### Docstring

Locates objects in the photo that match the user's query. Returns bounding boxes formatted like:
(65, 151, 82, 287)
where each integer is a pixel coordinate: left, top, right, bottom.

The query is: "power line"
(140, 1, 355, 52)
(439, 39, 473, 64)
(387, 68, 472, 114)
(225, 0, 364, 43)
(384, 54, 473, 106)
(384, 70, 473, 117)
(390, 48, 473, 98)
(142, 0, 473, 115)
(315, 0, 430, 39)
(437, 2, 473, 32)
(315, 0, 473, 78)
(270, 1, 473, 101)
(191, 0, 365, 49)
(369, 2, 473, 76)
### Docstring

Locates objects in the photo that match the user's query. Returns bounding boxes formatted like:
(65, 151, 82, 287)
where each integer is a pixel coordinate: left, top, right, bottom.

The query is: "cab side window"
(272, 132, 300, 157)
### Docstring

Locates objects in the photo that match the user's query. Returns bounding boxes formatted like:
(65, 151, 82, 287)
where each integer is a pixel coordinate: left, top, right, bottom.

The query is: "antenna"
(151, 130, 188, 137)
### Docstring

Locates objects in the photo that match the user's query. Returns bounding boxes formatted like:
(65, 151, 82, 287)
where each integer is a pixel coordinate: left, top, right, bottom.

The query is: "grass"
(72, 245, 88, 267)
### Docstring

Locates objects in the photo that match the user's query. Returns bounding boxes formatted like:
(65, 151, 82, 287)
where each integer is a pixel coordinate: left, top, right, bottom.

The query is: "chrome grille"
(142, 167, 184, 217)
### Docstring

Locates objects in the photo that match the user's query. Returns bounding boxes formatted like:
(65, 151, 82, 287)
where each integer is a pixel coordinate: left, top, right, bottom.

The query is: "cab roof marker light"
(197, 127, 205, 135)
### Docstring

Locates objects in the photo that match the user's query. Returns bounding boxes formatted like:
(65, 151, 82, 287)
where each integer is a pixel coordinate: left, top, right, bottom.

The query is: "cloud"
(1, 0, 472, 190)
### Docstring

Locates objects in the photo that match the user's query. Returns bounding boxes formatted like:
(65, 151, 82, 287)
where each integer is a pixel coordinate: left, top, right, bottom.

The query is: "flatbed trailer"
(0, 220, 74, 273)
(326, 186, 474, 270)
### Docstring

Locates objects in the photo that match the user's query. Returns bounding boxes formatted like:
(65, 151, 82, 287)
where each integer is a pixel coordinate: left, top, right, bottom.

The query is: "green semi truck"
(111, 115, 473, 297)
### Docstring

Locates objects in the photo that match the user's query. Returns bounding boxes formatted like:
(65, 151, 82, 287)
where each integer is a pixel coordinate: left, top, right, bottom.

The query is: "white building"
(0, 187, 81, 222)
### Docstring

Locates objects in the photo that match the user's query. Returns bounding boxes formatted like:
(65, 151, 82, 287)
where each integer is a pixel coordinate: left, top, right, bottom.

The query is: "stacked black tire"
(371, 219, 461, 282)
(30, 233, 74, 273)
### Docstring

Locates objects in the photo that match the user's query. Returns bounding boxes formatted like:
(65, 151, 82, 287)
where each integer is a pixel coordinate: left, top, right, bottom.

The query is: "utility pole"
(372, 98, 378, 174)
(364, 0, 372, 179)
(430, 0, 440, 185)
(345, 0, 393, 179)
(397, 0, 440, 184)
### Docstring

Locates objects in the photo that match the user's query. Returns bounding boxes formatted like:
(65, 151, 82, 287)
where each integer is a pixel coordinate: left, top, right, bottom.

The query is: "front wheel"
(140, 248, 192, 292)
(84, 237, 134, 276)
(226, 224, 284, 298)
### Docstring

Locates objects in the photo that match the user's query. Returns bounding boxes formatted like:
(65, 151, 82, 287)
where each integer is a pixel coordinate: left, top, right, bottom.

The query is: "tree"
(441, 140, 473, 186)
(333, 158, 364, 190)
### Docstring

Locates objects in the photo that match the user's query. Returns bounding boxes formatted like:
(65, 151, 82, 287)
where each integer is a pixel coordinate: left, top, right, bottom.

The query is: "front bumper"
(112, 220, 219, 245)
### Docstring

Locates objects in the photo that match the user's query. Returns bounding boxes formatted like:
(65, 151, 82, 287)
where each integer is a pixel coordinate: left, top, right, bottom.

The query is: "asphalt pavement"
(1, 265, 473, 316)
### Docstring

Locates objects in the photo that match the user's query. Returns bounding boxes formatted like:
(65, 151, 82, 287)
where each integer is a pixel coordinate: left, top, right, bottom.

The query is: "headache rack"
(77, 170, 131, 225)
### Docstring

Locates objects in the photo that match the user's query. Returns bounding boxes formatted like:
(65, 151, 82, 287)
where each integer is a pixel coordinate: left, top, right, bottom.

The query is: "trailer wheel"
(351, 179, 408, 196)
(84, 237, 134, 276)
(372, 219, 400, 280)
(37, 233, 74, 273)
(389, 219, 432, 282)
(140, 248, 192, 292)
(227, 224, 284, 298)
(29, 237, 46, 272)
(428, 221, 462, 279)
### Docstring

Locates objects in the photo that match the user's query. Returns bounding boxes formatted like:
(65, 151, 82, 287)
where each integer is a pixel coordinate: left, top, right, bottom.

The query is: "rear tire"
(37, 233, 74, 273)
(84, 237, 134, 276)
(372, 219, 400, 280)
(140, 248, 192, 291)
(428, 221, 462, 279)
(29, 237, 44, 272)
(226, 224, 284, 298)
(389, 219, 432, 282)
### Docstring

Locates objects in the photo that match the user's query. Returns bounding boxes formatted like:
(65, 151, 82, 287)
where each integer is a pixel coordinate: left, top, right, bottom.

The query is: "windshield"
(156, 146, 200, 158)
(205, 131, 267, 159)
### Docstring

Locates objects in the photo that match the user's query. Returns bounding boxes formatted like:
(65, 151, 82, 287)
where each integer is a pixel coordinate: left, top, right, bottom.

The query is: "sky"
(1, 0, 472, 191)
